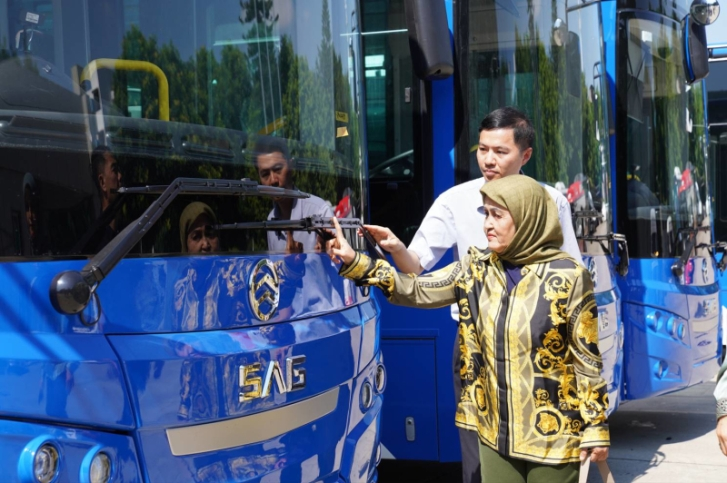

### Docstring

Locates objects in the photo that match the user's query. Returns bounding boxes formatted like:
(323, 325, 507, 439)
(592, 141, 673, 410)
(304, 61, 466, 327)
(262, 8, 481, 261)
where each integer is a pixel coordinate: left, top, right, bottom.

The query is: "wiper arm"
(671, 226, 711, 278)
(575, 231, 630, 277)
(217, 215, 386, 260)
(50, 178, 310, 316)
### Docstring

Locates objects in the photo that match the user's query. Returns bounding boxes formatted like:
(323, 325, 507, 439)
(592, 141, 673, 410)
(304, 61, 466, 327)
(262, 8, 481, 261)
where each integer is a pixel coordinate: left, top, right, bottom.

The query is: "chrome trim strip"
(166, 387, 339, 456)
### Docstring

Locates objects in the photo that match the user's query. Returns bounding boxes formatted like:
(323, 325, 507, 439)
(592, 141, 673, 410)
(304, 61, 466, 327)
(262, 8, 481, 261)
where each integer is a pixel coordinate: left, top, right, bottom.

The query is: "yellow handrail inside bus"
(81, 59, 169, 121)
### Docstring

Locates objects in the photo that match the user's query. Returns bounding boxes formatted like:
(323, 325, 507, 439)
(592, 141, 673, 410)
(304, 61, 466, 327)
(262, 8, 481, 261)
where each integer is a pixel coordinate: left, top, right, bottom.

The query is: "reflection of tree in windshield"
(98, 0, 363, 256)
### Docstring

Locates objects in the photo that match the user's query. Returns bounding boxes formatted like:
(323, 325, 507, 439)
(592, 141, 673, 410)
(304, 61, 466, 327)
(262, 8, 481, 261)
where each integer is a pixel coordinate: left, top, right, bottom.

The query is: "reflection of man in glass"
(179, 202, 220, 254)
(253, 137, 333, 252)
(92, 146, 122, 217)
(91, 146, 124, 252)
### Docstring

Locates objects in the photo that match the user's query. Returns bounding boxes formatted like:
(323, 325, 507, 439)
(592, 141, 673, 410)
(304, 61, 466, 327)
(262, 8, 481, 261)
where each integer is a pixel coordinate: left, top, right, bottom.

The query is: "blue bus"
(707, 43, 727, 356)
(0, 1, 383, 482)
(364, 0, 722, 462)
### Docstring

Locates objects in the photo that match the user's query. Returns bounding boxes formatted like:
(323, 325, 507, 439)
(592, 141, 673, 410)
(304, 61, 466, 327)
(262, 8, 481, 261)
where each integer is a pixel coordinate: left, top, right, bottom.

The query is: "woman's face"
(186, 214, 220, 254)
(483, 197, 516, 254)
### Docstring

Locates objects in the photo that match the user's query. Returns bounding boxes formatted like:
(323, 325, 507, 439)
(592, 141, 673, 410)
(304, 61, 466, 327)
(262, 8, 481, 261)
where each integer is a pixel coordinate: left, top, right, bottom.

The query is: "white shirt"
(408, 177, 582, 320)
(267, 194, 334, 252)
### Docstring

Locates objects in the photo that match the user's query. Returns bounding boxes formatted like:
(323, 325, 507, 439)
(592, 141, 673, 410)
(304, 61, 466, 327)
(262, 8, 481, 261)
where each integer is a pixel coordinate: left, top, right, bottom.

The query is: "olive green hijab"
(179, 202, 217, 253)
(480, 175, 568, 265)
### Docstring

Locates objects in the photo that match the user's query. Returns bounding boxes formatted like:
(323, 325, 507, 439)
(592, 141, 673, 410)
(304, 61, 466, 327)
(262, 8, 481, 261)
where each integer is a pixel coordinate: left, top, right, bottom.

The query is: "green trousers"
(479, 442, 579, 483)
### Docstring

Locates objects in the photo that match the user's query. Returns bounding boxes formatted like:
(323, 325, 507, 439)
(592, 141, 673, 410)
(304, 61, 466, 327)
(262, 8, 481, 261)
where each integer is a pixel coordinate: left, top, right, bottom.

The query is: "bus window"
(0, 0, 366, 258)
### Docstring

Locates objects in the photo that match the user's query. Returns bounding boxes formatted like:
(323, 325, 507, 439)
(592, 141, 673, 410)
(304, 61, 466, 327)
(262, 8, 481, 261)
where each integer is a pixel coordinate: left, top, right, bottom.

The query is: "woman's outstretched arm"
(327, 217, 460, 309)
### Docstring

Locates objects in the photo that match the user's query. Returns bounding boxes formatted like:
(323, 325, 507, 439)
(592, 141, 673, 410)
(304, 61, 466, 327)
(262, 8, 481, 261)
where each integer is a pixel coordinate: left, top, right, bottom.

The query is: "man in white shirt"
(365, 106, 581, 483)
(253, 137, 333, 253)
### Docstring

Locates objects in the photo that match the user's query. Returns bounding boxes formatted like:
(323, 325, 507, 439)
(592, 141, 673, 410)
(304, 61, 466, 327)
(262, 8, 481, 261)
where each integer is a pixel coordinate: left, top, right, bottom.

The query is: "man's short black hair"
(252, 137, 291, 166)
(478, 106, 535, 152)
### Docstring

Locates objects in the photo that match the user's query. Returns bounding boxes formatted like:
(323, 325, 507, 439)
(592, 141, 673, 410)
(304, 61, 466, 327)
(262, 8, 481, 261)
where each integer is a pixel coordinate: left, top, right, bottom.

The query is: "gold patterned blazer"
(341, 247, 609, 464)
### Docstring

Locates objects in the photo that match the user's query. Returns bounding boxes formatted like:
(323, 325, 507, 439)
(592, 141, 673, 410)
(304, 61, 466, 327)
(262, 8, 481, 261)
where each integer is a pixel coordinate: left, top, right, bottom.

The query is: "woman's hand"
(718, 416, 727, 456)
(326, 217, 356, 265)
(361, 224, 405, 254)
(580, 446, 609, 463)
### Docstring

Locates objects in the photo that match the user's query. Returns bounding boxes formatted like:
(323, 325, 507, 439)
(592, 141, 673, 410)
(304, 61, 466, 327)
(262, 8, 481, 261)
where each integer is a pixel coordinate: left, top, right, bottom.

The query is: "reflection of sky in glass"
(707, 14, 727, 45)
(568, 7, 602, 93)
(161, 0, 358, 78)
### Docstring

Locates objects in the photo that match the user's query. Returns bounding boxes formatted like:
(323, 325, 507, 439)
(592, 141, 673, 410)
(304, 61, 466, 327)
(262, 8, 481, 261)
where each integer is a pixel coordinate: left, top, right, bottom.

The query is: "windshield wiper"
(672, 226, 711, 278)
(50, 178, 309, 316)
(571, 209, 603, 220)
(217, 215, 386, 260)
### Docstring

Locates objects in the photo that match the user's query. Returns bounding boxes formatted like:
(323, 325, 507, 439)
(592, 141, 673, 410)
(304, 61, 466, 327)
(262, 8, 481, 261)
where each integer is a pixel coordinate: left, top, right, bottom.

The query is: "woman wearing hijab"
(327, 175, 609, 483)
(179, 202, 220, 254)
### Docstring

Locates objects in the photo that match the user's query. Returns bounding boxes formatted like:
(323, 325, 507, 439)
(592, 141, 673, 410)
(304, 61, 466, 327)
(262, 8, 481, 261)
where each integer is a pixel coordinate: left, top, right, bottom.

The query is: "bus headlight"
(89, 452, 111, 483)
(374, 364, 386, 393)
(360, 381, 374, 410)
(34, 443, 60, 483)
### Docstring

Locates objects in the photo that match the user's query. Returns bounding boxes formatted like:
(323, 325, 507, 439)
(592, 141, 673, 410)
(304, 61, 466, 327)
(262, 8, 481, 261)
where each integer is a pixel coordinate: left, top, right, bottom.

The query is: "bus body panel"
(0, 420, 143, 483)
(106, 311, 363, 428)
(134, 360, 381, 483)
(586, 254, 625, 411)
(620, 258, 719, 399)
(377, 287, 459, 462)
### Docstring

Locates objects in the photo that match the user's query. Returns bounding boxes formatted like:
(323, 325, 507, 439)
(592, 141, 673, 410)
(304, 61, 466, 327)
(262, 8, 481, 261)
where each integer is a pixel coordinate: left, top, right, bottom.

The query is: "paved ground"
(377, 381, 726, 482)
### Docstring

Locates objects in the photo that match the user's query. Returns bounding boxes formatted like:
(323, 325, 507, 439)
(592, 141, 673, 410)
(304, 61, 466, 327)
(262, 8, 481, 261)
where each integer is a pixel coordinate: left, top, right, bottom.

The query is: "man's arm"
(555, 193, 583, 264)
(363, 225, 424, 274)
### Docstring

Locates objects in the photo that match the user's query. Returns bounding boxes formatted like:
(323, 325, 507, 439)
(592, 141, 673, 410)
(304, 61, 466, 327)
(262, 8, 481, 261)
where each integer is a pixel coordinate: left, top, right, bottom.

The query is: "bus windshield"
(0, 0, 364, 258)
(618, 15, 708, 259)
(464, 0, 612, 247)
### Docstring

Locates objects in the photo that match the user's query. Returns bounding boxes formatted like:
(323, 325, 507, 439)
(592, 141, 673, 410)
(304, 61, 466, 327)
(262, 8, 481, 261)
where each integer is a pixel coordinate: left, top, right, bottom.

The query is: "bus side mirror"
(691, 0, 720, 25)
(683, 15, 710, 84)
(403, 0, 454, 80)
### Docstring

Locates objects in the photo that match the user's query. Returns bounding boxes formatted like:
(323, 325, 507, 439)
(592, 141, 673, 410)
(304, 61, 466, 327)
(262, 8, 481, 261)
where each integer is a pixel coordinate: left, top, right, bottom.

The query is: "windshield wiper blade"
(217, 215, 386, 260)
(571, 209, 603, 219)
(50, 177, 310, 316)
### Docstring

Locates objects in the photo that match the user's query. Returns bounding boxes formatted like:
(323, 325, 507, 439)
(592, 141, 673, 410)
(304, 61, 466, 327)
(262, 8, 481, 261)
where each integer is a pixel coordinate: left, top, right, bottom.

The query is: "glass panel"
(707, 61, 727, 241)
(0, 0, 365, 258)
(362, 0, 422, 245)
(619, 15, 708, 258)
(465, 0, 611, 250)
(362, 0, 413, 180)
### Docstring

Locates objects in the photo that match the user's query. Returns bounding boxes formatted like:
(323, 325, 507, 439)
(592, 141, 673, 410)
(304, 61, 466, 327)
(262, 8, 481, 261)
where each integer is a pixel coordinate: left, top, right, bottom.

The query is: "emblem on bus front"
(248, 259, 280, 321)
(239, 356, 307, 402)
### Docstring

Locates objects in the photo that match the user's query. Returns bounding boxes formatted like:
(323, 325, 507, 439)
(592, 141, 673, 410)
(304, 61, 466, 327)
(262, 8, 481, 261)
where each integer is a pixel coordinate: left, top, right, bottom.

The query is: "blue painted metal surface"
(584, 255, 624, 413)
(0, 420, 143, 482)
(0, 254, 382, 482)
(619, 258, 720, 399)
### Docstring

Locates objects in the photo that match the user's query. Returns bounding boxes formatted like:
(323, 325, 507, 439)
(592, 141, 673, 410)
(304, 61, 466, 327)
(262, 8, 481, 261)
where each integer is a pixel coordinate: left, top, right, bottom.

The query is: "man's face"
(256, 152, 293, 192)
(476, 129, 532, 181)
(99, 152, 122, 199)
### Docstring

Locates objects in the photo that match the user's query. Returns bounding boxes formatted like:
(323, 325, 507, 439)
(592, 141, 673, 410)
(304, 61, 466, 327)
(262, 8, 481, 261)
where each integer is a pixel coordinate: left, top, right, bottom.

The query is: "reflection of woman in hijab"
(328, 176, 610, 483)
(179, 202, 220, 254)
